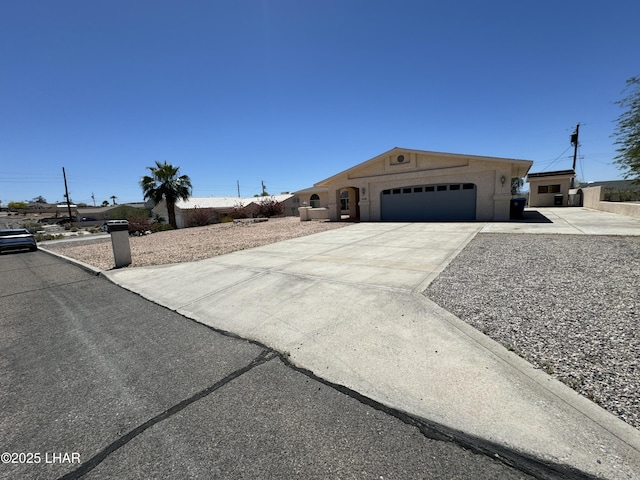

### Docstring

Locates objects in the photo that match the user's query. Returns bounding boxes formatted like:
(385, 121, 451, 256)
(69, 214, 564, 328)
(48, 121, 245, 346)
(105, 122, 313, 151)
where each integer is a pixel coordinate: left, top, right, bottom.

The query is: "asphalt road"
(0, 251, 536, 480)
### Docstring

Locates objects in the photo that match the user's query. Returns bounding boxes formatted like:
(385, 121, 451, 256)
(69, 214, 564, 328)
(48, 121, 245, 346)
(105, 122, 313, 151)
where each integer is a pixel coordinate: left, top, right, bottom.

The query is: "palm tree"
(140, 161, 192, 229)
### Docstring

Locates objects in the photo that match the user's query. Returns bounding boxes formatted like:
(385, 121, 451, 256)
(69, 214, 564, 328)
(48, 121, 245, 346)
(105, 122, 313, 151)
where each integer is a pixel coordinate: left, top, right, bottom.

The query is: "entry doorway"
(338, 187, 360, 221)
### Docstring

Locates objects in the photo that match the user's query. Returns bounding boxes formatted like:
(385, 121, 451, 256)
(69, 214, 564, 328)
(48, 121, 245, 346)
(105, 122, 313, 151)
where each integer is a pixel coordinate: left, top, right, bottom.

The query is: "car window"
(0, 229, 30, 236)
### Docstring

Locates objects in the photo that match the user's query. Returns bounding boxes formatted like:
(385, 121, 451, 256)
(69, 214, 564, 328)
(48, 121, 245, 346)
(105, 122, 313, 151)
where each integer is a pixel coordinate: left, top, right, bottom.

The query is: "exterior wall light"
(500, 175, 506, 186)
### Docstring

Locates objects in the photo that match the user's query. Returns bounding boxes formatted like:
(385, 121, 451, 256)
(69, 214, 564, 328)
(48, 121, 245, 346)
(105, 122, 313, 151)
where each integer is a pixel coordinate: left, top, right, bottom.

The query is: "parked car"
(0, 228, 38, 253)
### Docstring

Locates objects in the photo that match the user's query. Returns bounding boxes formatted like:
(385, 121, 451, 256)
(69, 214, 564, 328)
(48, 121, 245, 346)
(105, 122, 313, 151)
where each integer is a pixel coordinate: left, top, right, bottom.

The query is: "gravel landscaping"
(425, 233, 640, 430)
(43, 217, 350, 270)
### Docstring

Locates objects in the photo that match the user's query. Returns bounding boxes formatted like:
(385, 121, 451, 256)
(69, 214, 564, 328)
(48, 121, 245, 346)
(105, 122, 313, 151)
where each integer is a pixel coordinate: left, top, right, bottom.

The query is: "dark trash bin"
(510, 197, 526, 219)
(554, 194, 563, 206)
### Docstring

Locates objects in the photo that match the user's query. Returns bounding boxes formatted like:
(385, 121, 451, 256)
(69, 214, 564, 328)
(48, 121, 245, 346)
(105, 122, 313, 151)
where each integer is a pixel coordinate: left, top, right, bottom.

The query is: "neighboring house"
(295, 147, 533, 222)
(152, 194, 297, 229)
(526, 170, 575, 207)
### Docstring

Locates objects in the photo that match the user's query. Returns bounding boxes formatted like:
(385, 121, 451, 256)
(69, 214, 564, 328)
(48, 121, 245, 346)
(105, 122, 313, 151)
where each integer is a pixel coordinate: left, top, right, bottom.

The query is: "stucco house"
(152, 194, 297, 229)
(526, 170, 575, 207)
(295, 147, 533, 222)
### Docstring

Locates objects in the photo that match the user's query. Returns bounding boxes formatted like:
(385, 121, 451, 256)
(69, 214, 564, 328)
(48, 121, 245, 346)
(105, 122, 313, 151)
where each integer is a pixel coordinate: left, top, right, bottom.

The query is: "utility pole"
(91, 192, 96, 207)
(261, 180, 267, 196)
(237, 180, 240, 198)
(570, 123, 580, 188)
(62, 167, 73, 224)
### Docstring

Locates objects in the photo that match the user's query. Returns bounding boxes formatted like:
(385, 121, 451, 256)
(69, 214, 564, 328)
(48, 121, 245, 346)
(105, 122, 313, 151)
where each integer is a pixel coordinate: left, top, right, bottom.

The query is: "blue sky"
(1, 0, 638, 205)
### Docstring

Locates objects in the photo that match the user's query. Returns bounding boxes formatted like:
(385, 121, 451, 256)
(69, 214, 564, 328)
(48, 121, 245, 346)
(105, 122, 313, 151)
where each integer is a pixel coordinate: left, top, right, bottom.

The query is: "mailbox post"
(107, 220, 131, 268)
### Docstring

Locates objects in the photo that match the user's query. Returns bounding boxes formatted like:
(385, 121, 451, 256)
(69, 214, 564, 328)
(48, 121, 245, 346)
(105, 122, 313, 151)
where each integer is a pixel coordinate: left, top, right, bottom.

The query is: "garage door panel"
(381, 184, 476, 221)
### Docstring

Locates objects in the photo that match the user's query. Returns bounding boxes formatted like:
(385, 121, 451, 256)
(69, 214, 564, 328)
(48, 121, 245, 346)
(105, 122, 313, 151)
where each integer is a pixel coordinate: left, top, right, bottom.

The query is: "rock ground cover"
(44, 217, 350, 270)
(425, 233, 640, 430)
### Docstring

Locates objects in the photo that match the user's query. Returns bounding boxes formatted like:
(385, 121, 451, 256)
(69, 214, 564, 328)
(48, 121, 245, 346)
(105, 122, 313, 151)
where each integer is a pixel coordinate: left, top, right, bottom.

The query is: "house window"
(538, 184, 561, 194)
(310, 194, 320, 208)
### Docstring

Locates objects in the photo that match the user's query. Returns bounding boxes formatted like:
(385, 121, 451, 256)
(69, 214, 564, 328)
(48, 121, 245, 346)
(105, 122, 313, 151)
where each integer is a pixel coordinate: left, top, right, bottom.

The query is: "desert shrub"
(152, 223, 174, 232)
(255, 197, 285, 217)
(35, 233, 65, 242)
(228, 202, 250, 219)
(127, 212, 155, 234)
(8, 201, 28, 210)
(220, 215, 234, 223)
(603, 187, 640, 202)
(185, 207, 218, 227)
(21, 222, 41, 234)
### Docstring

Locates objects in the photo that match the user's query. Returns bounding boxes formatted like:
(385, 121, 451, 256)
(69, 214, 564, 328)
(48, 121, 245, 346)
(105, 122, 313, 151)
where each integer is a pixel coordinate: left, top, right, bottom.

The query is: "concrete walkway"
(103, 207, 640, 479)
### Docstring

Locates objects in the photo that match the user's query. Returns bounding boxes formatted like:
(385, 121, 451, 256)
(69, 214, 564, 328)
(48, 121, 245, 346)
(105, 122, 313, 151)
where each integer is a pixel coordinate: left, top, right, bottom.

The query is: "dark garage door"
(380, 183, 477, 221)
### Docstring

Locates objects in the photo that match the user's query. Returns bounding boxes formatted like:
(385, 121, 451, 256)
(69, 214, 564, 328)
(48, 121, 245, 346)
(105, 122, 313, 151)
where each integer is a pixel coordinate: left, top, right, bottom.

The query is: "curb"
(38, 246, 105, 277)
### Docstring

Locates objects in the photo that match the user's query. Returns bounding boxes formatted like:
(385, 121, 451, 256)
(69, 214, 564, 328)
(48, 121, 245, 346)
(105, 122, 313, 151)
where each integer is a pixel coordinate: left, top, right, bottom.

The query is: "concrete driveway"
(104, 208, 640, 479)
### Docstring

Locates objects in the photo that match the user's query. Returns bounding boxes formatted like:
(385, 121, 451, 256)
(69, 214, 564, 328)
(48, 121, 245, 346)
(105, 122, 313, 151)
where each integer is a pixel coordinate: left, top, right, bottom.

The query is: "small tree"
(613, 76, 640, 183)
(8, 201, 28, 210)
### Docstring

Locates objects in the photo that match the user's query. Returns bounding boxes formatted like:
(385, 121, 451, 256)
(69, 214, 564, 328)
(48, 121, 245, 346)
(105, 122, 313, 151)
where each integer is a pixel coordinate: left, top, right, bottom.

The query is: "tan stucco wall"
(528, 176, 573, 207)
(298, 207, 330, 221)
(583, 186, 640, 218)
(321, 157, 514, 221)
(296, 191, 329, 209)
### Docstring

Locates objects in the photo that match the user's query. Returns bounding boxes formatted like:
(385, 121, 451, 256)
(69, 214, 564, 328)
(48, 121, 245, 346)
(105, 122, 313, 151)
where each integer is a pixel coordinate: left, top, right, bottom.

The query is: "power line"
(535, 146, 572, 171)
